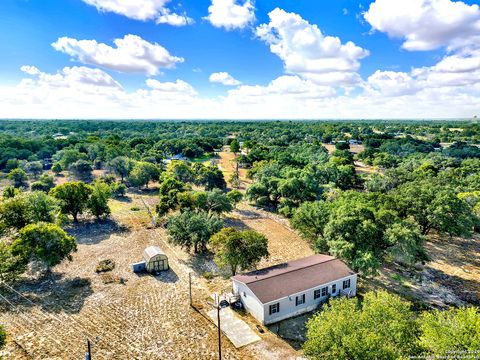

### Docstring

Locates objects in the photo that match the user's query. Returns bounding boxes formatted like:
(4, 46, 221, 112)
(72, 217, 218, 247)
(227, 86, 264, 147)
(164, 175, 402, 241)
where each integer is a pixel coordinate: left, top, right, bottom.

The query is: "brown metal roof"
(232, 254, 355, 303)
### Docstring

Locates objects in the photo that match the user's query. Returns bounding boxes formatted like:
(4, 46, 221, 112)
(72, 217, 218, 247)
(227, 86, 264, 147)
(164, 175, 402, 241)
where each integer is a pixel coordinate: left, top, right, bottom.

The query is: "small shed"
(143, 246, 169, 273)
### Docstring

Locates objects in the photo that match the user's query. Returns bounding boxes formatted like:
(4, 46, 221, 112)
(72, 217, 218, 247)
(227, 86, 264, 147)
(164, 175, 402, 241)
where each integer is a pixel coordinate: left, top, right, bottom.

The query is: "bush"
(202, 271, 214, 280)
(110, 182, 127, 198)
(0, 325, 6, 350)
(95, 259, 115, 273)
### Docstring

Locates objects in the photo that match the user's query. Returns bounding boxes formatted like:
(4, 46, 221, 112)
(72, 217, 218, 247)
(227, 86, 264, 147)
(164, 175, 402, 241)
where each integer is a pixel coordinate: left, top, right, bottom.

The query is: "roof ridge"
(244, 256, 338, 284)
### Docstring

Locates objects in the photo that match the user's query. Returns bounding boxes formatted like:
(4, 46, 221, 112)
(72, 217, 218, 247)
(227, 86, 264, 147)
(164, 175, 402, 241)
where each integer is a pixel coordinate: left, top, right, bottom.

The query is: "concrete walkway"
(207, 308, 261, 348)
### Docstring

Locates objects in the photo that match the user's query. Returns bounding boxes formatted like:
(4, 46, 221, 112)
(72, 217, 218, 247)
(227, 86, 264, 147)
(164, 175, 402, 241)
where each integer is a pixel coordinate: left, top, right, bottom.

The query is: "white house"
(232, 254, 357, 325)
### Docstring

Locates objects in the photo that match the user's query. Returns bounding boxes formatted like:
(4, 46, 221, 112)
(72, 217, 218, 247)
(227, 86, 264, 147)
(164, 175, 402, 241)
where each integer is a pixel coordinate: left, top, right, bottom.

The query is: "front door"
(152, 259, 166, 271)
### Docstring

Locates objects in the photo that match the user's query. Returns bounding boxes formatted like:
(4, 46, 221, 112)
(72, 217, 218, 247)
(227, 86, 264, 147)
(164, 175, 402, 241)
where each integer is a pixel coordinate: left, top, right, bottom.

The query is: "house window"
(295, 294, 305, 306)
(321, 287, 328, 297)
(331, 284, 336, 294)
(314, 289, 321, 299)
(269, 303, 280, 315)
(343, 279, 351, 290)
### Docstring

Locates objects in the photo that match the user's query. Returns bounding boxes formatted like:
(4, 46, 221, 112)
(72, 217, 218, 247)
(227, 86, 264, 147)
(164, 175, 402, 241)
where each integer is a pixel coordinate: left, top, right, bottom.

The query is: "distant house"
(232, 255, 357, 325)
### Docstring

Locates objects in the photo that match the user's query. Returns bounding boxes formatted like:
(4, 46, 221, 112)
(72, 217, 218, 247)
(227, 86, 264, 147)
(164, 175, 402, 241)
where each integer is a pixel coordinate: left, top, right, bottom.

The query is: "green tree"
(2, 186, 18, 200)
(209, 227, 269, 275)
(0, 241, 27, 282)
(25, 161, 43, 179)
(0, 325, 6, 350)
(0, 195, 30, 230)
(49, 182, 92, 222)
(195, 190, 233, 216)
(167, 210, 223, 253)
(11, 223, 77, 270)
(394, 181, 474, 236)
(384, 220, 427, 266)
(108, 156, 134, 182)
(87, 181, 111, 220)
(128, 161, 160, 189)
(69, 160, 93, 182)
(291, 201, 331, 248)
(25, 191, 59, 224)
(8, 168, 28, 188)
(227, 189, 243, 208)
(156, 177, 188, 216)
(419, 307, 480, 356)
(31, 174, 55, 193)
(51, 162, 62, 175)
(230, 139, 240, 154)
(196, 165, 227, 190)
(304, 291, 421, 360)
(166, 161, 195, 183)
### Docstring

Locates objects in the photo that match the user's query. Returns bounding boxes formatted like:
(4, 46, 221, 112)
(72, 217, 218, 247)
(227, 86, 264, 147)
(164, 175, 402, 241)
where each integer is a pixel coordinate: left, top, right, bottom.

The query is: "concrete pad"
(207, 307, 261, 348)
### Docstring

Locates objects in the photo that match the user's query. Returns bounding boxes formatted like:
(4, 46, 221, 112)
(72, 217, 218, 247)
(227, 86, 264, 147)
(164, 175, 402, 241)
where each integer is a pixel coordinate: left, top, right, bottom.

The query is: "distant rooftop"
(232, 254, 355, 303)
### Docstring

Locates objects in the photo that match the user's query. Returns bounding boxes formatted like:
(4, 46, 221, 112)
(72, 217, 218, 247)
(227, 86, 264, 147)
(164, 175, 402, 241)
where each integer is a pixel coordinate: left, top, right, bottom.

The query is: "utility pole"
(86, 338, 92, 360)
(217, 304, 221, 360)
(189, 272, 193, 307)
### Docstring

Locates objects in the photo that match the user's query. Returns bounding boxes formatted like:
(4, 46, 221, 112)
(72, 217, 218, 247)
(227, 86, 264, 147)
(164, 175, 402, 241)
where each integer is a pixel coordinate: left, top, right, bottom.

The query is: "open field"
(367, 233, 480, 309)
(217, 147, 252, 191)
(0, 192, 302, 359)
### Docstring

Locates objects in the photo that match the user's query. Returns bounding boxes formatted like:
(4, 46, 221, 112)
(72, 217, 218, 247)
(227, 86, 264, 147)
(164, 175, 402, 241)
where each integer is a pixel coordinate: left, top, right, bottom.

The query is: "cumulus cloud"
(52, 35, 183, 76)
(205, 0, 255, 30)
(82, 0, 193, 26)
(364, 0, 480, 51)
(256, 8, 369, 85)
(228, 75, 336, 100)
(209, 72, 242, 86)
(1, 65, 480, 119)
(146, 78, 197, 96)
(365, 49, 480, 100)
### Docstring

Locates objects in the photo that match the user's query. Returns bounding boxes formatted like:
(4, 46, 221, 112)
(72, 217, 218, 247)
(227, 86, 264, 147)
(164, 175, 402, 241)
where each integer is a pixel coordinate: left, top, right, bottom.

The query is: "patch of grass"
(95, 259, 115, 273)
(190, 153, 214, 163)
(130, 206, 141, 211)
(391, 273, 405, 284)
(202, 271, 215, 280)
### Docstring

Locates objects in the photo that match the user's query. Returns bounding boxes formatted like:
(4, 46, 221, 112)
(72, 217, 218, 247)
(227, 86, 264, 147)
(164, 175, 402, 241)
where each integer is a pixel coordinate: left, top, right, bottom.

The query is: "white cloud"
(366, 49, 480, 97)
(364, 0, 480, 51)
(228, 75, 336, 99)
(205, 0, 255, 30)
(52, 35, 183, 76)
(82, 0, 193, 26)
(146, 78, 197, 96)
(20, 65, 41, 76)
(209, 72, 242, 86)
(256, 8, 369, 85)
(2, 64, 480, 120)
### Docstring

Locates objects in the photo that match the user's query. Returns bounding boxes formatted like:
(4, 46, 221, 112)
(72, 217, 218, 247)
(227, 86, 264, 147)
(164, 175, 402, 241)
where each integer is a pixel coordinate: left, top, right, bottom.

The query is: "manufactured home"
(232, 254, 357, 325)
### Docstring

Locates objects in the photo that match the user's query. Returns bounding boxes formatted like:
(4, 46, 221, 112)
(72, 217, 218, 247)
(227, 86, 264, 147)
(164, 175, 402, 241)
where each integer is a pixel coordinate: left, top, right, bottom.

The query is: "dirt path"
(217, 147, 251, 191)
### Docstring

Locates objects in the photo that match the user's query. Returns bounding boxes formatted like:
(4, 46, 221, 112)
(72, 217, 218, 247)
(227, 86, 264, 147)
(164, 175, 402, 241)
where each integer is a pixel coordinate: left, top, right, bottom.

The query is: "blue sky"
(0, 0, 479, 119)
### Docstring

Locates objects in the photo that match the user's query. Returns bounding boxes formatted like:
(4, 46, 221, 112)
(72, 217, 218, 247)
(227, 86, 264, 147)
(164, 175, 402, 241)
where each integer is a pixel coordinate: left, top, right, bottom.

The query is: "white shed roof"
(143, 246, 166, 262)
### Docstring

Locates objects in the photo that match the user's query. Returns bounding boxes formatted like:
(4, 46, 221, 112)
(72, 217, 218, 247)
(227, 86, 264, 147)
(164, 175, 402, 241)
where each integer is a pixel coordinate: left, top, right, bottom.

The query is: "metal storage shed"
(143, 246, 169, 273)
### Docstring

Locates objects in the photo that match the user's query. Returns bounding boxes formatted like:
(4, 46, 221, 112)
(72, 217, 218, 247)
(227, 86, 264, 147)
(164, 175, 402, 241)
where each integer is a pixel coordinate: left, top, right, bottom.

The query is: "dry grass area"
(217, 147, 252, 191)
(367, 233, 480, 309)
(226, 203, 314, 268)
(0, 193, 303, 359)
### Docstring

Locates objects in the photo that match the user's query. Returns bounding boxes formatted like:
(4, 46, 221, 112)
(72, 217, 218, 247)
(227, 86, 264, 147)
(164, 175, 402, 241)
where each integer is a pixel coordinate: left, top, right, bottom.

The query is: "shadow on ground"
(134, 268, 180, 283)
(268, 312, 311, 350)
(0, 272, 93, 314)
(67, 218, 129, 245)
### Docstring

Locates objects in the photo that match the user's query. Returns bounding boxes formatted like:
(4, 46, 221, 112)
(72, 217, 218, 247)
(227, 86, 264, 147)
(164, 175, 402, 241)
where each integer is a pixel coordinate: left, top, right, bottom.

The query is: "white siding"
(233, 280, 265, 324)
(263, 274, 357, 325)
